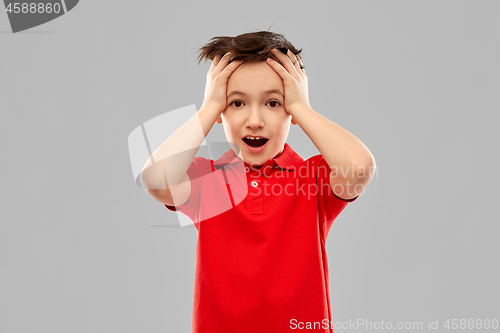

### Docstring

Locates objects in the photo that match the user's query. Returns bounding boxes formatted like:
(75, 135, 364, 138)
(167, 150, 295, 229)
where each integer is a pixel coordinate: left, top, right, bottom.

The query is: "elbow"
(352, 156, 376, 188)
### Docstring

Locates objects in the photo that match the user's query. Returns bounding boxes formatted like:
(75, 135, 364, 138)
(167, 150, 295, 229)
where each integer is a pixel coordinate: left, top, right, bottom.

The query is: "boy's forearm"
(289, 104, 376, 183)
(140, 104, 220, 189)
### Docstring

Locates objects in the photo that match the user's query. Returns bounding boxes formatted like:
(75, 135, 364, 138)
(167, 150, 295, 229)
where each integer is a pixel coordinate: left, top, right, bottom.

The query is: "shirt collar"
(213, 142, 304, 175)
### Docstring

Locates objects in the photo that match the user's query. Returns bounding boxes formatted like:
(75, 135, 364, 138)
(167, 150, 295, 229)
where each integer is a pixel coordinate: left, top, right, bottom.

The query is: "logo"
(3, 0, 79, 33)
(128, 105, 248, 228)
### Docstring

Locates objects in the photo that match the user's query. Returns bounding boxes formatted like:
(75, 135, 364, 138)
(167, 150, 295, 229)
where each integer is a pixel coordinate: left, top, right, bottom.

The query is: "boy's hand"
(201, 52, 243, 114)
(266, 49, 310, 115)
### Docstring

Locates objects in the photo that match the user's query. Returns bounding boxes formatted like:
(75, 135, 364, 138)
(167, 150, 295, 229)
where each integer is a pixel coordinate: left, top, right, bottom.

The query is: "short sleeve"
(163, 157, 206, 223)
(316, 156, 359, 204)
(315, 156, 358, 236)
(163, 156, 234, 224)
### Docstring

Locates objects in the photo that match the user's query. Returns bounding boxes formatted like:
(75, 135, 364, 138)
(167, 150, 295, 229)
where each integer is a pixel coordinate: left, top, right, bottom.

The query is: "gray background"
(1, 1, 499, 332)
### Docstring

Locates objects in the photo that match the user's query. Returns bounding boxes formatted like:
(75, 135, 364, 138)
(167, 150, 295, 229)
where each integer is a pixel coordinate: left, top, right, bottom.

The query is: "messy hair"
(196, 28, 304, 69)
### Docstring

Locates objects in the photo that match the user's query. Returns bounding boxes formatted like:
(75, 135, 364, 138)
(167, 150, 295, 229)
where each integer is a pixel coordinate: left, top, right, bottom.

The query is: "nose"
(245, 107, 264, 129)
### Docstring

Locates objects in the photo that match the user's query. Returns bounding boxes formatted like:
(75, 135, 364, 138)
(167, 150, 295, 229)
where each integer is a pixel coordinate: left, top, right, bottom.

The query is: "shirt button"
(251, 180, 259, 187)
(245, 166, 250, 173)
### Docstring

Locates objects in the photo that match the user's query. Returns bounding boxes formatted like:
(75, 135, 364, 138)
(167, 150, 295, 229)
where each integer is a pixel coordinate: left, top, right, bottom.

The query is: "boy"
(140, 30, 376, 333)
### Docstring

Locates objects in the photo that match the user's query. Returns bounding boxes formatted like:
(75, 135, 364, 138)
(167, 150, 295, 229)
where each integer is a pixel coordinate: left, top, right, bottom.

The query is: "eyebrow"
(227, 89, 284, 98)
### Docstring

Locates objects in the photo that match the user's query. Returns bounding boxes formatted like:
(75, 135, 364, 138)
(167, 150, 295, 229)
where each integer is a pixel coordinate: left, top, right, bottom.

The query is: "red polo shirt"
(164, 142, 358, 332)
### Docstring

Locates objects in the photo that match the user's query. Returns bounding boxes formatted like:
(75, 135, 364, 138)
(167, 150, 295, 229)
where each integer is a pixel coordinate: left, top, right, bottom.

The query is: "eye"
(229, 100, 244, 108)
(267, 100, 281, 108)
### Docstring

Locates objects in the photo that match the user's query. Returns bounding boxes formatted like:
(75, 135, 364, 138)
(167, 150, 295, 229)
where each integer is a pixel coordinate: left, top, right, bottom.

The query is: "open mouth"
(242, 137, 269, 148)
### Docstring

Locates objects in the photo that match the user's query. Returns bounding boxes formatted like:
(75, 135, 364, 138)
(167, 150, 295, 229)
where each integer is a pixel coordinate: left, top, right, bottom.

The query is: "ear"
(216, 114, 222, 124)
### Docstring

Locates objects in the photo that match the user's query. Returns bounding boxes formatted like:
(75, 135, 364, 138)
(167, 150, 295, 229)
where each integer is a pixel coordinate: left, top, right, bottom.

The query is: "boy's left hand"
(266, 48, 310, 115)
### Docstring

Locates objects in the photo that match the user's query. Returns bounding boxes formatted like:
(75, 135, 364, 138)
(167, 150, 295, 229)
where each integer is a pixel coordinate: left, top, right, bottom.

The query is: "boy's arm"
(266, 49, 376, 200)
(289, 105, 376, 200)
(140, 52, 243, 205)
(140, 104, 220, 205)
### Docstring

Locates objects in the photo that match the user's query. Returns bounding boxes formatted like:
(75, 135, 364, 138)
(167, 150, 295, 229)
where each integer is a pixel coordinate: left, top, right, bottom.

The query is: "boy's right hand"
(201, 52, 244, 114)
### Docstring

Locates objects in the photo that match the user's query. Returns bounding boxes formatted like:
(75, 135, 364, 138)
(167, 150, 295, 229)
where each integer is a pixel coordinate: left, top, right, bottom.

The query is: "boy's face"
(216, 61, 297, 167)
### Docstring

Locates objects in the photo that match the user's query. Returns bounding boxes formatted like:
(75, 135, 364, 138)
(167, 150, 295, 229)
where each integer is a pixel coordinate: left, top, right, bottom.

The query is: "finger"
(266, 56, 293, 81)
(290, 51, 301, 72)
(296, 54, 306, 73)
(219, 58, 243, 78)
(214, 52, 233, 75)
(271, 48, 299, 76)
(209, 54, 221, 72)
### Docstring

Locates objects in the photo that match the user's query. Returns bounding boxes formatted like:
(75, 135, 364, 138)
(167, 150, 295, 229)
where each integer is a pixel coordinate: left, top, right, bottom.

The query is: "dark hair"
(196, 28, 303, 69)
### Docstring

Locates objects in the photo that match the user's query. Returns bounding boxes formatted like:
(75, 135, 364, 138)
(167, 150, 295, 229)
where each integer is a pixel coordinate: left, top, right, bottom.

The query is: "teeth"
(244, 136, 265, 140)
